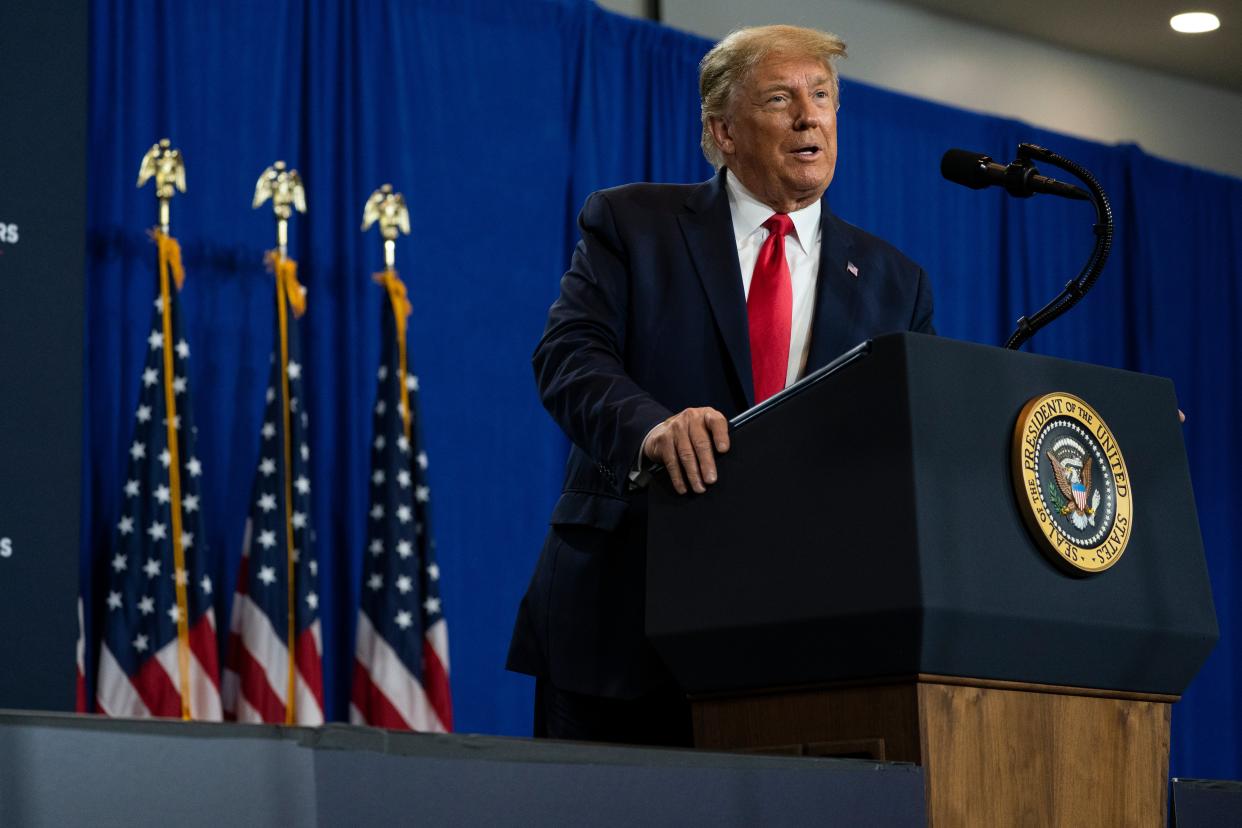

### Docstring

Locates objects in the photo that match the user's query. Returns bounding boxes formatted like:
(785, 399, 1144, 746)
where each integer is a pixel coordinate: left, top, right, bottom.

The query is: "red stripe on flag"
(237, 643, 286, 723)
(188, 615, 221, 685)
(295, 626, 324, 709)
(132, 653, 183, 718)
(351, 659, 412, 730)
(224, 631, 245, 679)
(75, 667, 88, 713)
(422, 638, 453, 731)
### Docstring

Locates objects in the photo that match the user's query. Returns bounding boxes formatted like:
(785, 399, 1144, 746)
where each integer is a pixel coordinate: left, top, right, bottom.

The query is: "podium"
(646, 333, 1218, 826)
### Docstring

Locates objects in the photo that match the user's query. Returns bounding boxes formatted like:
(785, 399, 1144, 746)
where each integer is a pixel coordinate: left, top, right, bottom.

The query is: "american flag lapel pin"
(847, 261, 859, 278)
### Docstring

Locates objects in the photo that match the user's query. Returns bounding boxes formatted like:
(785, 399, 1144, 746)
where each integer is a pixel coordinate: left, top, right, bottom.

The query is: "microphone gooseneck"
(940, 143, 1114, 350)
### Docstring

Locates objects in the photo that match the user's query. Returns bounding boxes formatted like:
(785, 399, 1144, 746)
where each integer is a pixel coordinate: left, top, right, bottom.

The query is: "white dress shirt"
(725, 169, 822, 389)
(633, 171, 823, 479)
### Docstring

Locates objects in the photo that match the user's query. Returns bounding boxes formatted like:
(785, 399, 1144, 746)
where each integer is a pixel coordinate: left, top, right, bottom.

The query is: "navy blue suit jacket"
(507, 170, 935, 698)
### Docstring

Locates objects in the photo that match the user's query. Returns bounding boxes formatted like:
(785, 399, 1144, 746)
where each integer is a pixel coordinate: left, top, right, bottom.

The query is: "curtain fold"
(83, 0, 1241, 776)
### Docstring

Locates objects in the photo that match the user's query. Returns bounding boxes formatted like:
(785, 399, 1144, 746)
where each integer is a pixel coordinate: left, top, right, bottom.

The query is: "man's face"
(710, 53, 838, 213)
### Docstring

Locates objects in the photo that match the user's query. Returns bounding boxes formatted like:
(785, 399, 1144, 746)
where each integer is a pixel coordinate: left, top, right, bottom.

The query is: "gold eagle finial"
(136, 138, 187, 199)
(252, 160, 307, 220)
(361, 184, 411, 241)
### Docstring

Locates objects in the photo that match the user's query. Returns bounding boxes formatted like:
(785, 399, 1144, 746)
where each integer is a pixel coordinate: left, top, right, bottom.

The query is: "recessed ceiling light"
(1170, 12, 1221, 33)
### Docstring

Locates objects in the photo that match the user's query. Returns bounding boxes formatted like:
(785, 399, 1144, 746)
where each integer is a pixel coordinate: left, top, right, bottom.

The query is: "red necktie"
(748, 213, 794, 403)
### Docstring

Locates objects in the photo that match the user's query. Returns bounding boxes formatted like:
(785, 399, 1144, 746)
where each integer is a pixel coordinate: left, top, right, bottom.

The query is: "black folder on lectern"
(645, 333, 1218, 697)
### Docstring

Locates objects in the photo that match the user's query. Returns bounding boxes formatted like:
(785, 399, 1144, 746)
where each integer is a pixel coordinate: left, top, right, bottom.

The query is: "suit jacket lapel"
(805, 205, 861, 371)
(678, 171, 755, 406)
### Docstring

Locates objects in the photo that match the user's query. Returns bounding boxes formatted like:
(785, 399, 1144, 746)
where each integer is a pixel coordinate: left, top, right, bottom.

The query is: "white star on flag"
(180, 531, 193, 550)
(396, 575, 412, 594)
(118, 516, 134, 536)
(424, 597, 441, 615)
(416, 485, 430, 503)
(173, 376, 187, 394)
(370, 504, 385, 520)
(138, 596, 155, 615)
(375, 400, 386, 415)
(397, 435, 410, 453)
(107, 591, 123, 610)
(136, 405, 152, 423)
(158, 449, 171, 468)
(155, 484, 170, 503)
(129, 441, 146, 461)
(259, 458, 276, 476)
(147, 522, 167, 542)
(176, 339, 190, 359)
(257, 565, 277, 585)
(148, 330, 163, 350)
(417, 451, 428, 470)
(396, 505, 412, 524)
(168, 605, 182, 623)
(369, 539, 384, 556)
(397, 470, 411, 488)
(377, 365, 388, 380)
(133, 634, 149, 653)
(301, 444, 309, 461)
(295, 476, 310, 495)
(258, 530, 277, 549)
(266, 387, 275, 403)
(183, 493, 199, 512)
(374, 435, 386, 451)
(258, 493, 277, 512)
(185, 457, 202, 477)
(201, 575, 212, 595)
(306, 592, 318, 609)
(372, 470, 385, 486)
(143, 557, 161, 578)
(368, 573, 384, 591)
(287, 361, 301, 380)
(112, 554, 127, 572)
(261, 422, 276, 439)
(292, 511, 307, 529)
(406, 374, 419, 391)
(142, 367, 158, 387)
(397, 540, 413, 559)
(124, 479, 141, 497)
(395, 610, 413, 629)
(427, 562, 440, 581)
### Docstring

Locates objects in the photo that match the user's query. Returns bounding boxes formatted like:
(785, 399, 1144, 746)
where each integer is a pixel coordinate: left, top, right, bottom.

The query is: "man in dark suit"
(507, 24, 935, 745)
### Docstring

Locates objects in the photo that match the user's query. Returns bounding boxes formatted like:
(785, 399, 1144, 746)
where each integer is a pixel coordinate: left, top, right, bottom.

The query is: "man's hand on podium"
(643, 407, 730, 495)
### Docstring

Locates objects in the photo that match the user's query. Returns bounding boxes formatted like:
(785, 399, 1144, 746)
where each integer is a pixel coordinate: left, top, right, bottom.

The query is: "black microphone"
(941, 148, 1090, 201)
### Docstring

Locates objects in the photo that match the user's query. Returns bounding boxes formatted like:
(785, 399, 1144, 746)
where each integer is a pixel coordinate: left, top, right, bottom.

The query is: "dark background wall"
(0, 1, 88, 709)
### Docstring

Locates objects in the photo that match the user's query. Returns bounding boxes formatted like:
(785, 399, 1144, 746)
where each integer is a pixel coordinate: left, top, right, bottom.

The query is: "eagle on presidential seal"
(1046, 437, 1102, 530)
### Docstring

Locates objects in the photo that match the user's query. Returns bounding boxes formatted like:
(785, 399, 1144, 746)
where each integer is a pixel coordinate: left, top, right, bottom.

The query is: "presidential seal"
(1011, 392, 1133, 574)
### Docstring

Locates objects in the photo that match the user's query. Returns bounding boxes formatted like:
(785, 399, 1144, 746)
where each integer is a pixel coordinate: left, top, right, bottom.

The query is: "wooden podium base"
(691, 675, 1173, 827)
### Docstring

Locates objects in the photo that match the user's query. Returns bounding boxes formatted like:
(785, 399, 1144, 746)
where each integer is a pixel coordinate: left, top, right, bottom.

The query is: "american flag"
(222, 255, 324, 724)
(95, 233, 222, 719)
(351, 271, 452, 731)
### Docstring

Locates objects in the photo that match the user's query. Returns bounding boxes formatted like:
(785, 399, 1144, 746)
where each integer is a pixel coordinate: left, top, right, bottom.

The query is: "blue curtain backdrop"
(82, 0, 1240, 778)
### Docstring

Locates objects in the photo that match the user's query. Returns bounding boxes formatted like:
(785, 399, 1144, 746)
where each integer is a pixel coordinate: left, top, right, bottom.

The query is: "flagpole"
(136, 139, 194, 720)
(253, 161, 306, 725)
(363, 185, 414, 440)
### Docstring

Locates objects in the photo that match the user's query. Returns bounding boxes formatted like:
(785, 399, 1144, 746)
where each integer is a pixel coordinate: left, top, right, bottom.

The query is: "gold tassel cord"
(373, 269, 413, 441)
(154, 231, 193, 720)
(266, 251, 304, 725)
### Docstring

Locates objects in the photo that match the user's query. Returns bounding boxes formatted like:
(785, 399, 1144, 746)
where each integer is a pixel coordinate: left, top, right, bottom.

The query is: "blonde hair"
(699, 25, 847, 169)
